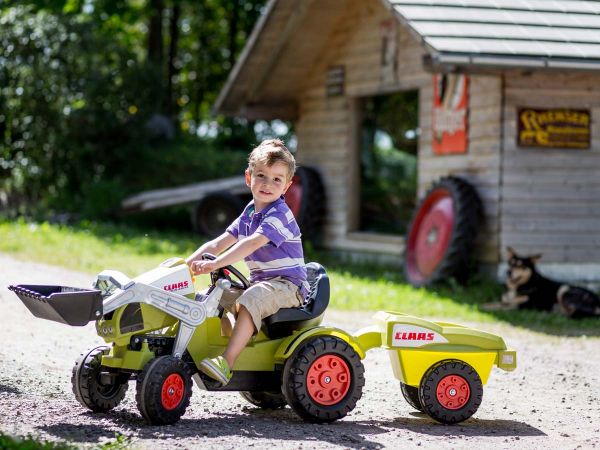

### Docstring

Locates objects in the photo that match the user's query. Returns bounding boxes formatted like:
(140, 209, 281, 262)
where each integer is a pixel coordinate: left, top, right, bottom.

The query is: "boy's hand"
(190, 260, 218, 275)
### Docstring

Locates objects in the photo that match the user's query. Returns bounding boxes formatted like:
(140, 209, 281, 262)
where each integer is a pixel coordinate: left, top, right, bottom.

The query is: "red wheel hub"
(284, 174, 303, 218)
(306, 355, 351, 406)
(436, 374, 470, 410)
(161, 373, 184, 410)
(406, 188, 455, 282)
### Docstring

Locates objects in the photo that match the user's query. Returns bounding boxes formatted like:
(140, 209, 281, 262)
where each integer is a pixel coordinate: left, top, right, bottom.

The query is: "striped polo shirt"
(226, 196, 308, 299)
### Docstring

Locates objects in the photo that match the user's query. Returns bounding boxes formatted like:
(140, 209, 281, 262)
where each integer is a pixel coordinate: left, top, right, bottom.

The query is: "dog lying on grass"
(482, 247, 600, 318)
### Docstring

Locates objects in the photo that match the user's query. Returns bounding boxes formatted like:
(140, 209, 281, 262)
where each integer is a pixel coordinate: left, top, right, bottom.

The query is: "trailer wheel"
(282, 336, 364, 423)
(418, 359, 483, 424)
(404, 176, 481, 286)
(284, 167, 325, 243)
(71, 346, 128, 412)
(136, 356, 194, 425)
(400, 382, 423, 412)
(240, 391, 287, 409)
(193, 192, 244, 238)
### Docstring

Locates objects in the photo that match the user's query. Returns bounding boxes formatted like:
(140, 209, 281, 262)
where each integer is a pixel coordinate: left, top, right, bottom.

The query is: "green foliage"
(1, 1, 269, 220)
(0, 5, 161, 216)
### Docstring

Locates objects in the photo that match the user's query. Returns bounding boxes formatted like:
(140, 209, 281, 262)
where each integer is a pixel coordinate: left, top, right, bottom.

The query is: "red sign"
(432, 74, 469, 155)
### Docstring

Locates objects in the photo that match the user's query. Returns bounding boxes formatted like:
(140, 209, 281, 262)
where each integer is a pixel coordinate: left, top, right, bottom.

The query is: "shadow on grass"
(308, 250, 600, 338)
(37, 407, 544, 449)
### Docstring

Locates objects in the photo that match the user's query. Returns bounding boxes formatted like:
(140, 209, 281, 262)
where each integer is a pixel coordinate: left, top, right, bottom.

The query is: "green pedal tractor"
(10, 256, 516, 425)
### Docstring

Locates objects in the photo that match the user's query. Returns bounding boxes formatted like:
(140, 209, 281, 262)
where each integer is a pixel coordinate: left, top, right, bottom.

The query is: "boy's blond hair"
(248, 139, 296, 181)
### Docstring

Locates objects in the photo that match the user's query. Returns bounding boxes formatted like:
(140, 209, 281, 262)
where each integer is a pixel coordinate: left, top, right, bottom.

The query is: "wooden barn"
(214, 0, 600, 283)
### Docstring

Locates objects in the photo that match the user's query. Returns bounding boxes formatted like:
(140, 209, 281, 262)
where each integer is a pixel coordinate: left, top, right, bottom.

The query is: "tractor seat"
(261, 262, 329, 339)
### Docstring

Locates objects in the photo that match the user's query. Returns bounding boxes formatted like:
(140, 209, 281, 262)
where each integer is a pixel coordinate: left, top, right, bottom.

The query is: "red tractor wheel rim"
(284, 174, 303, 218)
(436, 374, 470, 410)
(306, 355, 351, 406)
(406, 189, 455, 282)
(161, 373, 184, 410)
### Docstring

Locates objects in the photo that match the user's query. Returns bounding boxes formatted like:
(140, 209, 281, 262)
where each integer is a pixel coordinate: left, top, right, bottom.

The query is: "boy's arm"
(185, 232, 237, 266)
(191, 232, 268, 274)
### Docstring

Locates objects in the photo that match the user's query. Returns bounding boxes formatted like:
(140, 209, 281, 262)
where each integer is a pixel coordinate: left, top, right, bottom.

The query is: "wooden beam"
(239, 102, 298, 121)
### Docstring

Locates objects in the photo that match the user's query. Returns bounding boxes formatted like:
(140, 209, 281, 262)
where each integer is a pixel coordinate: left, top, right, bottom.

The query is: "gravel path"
(0, 253, 599, 449)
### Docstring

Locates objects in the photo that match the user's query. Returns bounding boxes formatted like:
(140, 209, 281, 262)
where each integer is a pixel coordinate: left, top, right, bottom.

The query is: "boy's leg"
(223, 306, 255, 367)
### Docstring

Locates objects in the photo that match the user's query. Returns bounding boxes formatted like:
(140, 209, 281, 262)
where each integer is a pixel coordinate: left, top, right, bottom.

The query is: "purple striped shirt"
(226, 196, 308, 298)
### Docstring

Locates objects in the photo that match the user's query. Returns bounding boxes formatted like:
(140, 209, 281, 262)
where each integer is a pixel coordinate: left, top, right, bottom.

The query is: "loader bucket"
(8, 284, 103, 326)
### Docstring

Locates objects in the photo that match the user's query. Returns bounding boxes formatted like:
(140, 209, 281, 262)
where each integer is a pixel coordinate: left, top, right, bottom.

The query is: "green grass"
(1, 218, 598, 336)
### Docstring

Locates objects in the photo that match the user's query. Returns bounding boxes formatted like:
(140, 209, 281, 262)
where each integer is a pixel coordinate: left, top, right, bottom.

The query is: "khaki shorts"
(219, 277, 303, 333)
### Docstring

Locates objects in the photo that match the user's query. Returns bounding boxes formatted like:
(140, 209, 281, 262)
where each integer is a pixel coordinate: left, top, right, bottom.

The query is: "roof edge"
(425, 52, 600, 73)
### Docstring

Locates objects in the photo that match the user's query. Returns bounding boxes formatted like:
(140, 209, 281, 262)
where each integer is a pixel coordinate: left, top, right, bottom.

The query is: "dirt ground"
(0, 253, 599, 449)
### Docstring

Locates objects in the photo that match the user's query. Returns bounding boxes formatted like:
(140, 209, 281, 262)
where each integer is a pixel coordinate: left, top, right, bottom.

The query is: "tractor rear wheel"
(284, 166, 325, 243)
(282, 336, 364, 423)
(404, 176, 481, 286)
(71, 346, 128, 412)
(136, 356, 194, 425)
(193, 192, 244, 239)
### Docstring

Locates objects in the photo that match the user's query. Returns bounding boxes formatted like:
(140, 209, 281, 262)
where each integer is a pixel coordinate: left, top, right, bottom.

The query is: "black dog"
(483, 247, 600, 318)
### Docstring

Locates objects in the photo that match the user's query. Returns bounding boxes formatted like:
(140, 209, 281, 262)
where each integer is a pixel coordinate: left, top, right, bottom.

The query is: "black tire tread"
(400, 382, 423, 412)
(71, 346, 128, 413)
(240, 391, 287, 409)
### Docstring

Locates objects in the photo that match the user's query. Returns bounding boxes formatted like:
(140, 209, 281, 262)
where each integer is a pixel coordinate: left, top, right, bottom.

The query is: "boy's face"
(245, 161, 293, 208)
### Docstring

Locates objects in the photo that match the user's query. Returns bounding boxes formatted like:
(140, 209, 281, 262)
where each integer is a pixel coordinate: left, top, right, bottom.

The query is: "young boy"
(186, 139, 308, 386)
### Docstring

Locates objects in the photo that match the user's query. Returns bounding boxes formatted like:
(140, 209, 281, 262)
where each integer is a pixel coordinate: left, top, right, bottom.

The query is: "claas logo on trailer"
(391, 324, 448, 347)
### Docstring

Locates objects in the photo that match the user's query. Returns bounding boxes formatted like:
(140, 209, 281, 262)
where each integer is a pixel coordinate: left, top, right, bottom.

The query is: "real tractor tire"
(240, 391, 287, 409)
(136, 356, 194, 425)
(418, 359, 483, 424)
(284, 166, 325, 243)
(193, 192, 244, 239)
(404, 176, 482, 287)
(282, 336, 365, 423)
(400, 382, 423, 412)
(71, 346, 129, 413)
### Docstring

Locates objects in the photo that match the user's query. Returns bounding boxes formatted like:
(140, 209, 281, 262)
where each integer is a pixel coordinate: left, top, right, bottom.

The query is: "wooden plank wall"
(295, 0, 504, 262)
(419, 75, 503, 263)
(501, 72, 600, 264)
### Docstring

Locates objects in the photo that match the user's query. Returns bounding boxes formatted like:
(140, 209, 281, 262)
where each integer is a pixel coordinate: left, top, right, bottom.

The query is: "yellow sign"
(518, 108, 590, 149)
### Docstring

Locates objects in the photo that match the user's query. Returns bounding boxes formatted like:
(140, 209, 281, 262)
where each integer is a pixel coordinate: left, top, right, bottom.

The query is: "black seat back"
(261, 262, 329, 339)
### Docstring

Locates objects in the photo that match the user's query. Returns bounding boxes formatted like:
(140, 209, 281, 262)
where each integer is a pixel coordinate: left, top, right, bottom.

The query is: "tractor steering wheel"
(201, 253, 250, 290)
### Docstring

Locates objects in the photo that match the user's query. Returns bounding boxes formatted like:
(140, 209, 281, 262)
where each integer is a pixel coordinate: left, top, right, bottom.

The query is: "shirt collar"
(248, 196, 285, 217)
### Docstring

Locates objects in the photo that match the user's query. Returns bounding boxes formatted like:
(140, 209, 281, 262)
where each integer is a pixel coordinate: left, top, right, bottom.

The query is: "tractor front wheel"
(136, 356, 194, 425)
(282, 336, 365, 423)
(418, 359, 483, 424)
(71, 346, 129, 412)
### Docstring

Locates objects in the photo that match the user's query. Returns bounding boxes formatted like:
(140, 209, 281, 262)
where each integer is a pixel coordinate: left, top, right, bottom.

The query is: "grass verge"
(1, 219, 598, 336)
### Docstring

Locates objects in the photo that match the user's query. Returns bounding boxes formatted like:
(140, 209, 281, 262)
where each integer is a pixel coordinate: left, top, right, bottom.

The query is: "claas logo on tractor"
(163, 281, 189, 292)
